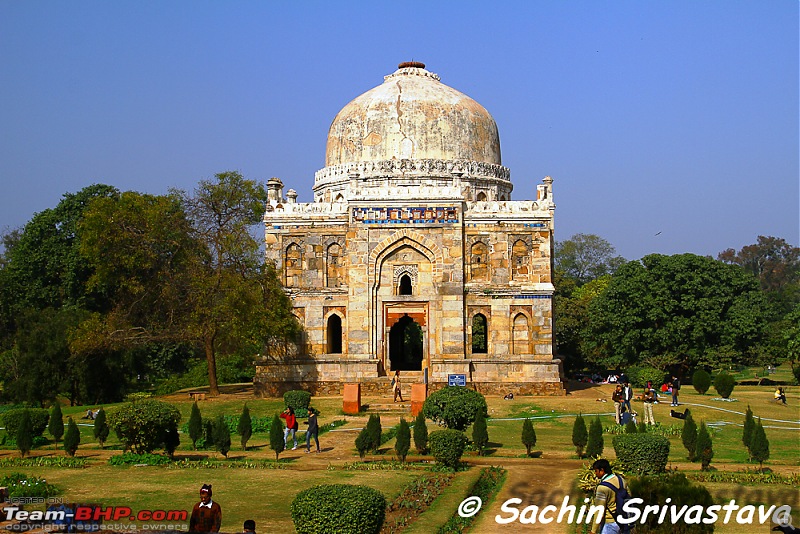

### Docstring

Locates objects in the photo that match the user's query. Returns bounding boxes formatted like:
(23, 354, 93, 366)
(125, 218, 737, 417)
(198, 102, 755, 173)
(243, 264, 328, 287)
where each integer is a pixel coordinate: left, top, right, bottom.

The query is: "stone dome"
(325, 62, 502, 167)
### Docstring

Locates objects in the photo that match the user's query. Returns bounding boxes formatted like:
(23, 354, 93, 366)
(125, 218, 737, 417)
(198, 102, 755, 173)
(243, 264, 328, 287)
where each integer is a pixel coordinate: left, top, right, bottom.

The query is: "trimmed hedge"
(2, 408, 50, 437)
(422, 387, 487, 431)
(291, 484, 386, 534)
(284, 391, 312, 411)
(107, 400, 181, 454)
(612, 433, 670, 475)
(629, 473, 714, 533)
(429, 429, 468, 469)
(692, 369, 712, 395)
(713, 372, 736, 398)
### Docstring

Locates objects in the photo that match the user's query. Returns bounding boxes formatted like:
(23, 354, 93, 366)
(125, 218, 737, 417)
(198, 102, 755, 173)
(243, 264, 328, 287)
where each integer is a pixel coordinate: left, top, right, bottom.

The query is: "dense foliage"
(63, 418, 80, 457)
(48, 401, 64, 449)
(692, 369, 711, 394)
(422, 387, 487, 431)
(284, 391, 312, 411)
(612, 433, 670, 474)
(291, 484, 386, 534)
(521, 418, 537, 457)
(394, 418, 410, 462)
(628, 473, 715, 534)
(471, 409, 489, 455)
(586, 416, 604, 458)
(107, 400, 181, 454)
(269, 414, 285, 460)
(681, 411, 698, 461)
(238, 405, 252, 450)
(695, 422, 713, 471)
(571, 414, 587, 458)
(93, 408, 109, 448)
(413, 412, 428, 454)
(429, 429, 468, 469)
(3, 408, 49, 437)
(713, 372, 735, 398)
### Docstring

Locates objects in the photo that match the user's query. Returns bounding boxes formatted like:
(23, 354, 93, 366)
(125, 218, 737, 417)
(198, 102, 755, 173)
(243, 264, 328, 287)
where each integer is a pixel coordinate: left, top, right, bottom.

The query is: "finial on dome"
(398, 61, 425, 69)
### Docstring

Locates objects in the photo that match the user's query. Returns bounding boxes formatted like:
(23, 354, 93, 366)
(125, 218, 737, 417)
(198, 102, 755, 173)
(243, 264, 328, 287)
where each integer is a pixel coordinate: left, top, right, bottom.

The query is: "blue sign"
(448, 374, 467, 387)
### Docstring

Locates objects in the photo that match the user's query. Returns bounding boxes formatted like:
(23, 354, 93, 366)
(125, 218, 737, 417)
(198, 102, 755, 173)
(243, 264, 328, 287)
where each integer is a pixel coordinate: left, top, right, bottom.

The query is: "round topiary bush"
(284, 390, 312, 411)
(291, 484, 386, 534)
(713, 372, 736, 398)
(626, 366, 666, 388)
(422, 387, 487, 430)
(107, 400, 181, 454)
(612, 433, 670, 475)
(692, 369, 712, 395)
(429, 429, 468, 469)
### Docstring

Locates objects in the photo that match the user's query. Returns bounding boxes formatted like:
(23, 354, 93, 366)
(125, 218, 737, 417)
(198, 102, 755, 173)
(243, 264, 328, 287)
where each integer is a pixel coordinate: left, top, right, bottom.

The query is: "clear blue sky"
(1, 1, 797, 260)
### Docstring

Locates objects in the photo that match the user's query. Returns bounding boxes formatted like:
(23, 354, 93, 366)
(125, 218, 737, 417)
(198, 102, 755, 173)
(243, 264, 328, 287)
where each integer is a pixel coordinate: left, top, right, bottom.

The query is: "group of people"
(279, 405, 321, 453)
(610, 375, 683, 427)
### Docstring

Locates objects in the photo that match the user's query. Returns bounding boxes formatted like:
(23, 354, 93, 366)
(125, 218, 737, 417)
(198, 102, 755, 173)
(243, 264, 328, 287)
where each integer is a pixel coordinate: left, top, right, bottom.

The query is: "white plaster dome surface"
(326, 62, 502, 167)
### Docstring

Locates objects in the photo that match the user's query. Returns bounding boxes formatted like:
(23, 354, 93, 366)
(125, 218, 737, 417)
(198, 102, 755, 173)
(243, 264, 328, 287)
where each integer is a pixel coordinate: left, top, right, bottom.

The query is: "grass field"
(0, 369, 797, 533)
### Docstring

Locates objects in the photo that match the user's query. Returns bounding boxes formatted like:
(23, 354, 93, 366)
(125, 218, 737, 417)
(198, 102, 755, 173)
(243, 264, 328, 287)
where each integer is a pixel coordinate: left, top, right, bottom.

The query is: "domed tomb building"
(256, 62, 564, 396)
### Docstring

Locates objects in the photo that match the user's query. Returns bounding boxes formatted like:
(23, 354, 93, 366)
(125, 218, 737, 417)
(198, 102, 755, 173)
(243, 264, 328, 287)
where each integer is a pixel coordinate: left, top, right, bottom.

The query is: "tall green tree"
(270, 414, 285, 460)
(394, 418, 411, 462)
(749, 418, 770, 471)
(682, 411, 698, 461)
(188, 402, 203, 450)
(554, 233, 625, 285)
(587, 253, 768, 370)
(695, 422, 713, 471)
(238, 405, 252, 450)
(572, 413, 588, 458)
(521, 418, 537, 457)
(413, 412, 428, 454)
(48, 401, 64, 449)
(718, 236, 800, 294)
(742, 405, 755, 459)
(64, 417, 81, 457)
(16, 409, 33, 458)
(93, 408, 109, 449)
(586, 416, 603, 458)
(472, 409, 489, 456)
(213, 415, 231, 458)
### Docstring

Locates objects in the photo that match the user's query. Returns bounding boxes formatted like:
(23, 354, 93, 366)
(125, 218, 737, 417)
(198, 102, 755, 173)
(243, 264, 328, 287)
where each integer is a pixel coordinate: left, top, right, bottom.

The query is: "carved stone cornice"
(314, 159, 511, 184)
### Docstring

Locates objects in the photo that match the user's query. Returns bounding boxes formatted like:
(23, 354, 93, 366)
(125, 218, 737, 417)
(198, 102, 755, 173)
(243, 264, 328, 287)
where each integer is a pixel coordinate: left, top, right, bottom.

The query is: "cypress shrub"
(213, 415, 231, 458)
(270, 414, 285, 460)
(637, 421, 648, 434)
(612, 433, 670, 474)
(692, 369, 712, 395)
(188, 402, 203, 450)
(16, 410, 33, 458)
(713, 372, 735, 398)
(63, 417, 80, 457)
(238, 405, 252, 450)
(164, 426, 179, 459)
(695, 422, 713, 471)
(429, 429, 468, 469)
(422, 387, 488, 431)
(284, 390, 312, 411)
(292, 484, 386, 534)
(93, 408, 109, 449)
(413, 412, 428, 454)
(749, 418, 770, 471)
(585, 416, 604, 458)
(742, 405, 755, 459)
(394, 418, 410, 462)
(572, 413, 588, 458)
(48, 402, 64, 450)
(472, 409, 489, 456)
(355, 427, 371, 459)
(625, 419, 638, 434)
(681, 411, 697, 461)
(521, 418, 537, 457)
(365, 414, 382, 453)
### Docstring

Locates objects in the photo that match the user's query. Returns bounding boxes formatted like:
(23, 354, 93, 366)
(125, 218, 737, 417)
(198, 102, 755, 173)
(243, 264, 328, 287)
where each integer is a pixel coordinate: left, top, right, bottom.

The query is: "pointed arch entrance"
(388, 314, 424, 371)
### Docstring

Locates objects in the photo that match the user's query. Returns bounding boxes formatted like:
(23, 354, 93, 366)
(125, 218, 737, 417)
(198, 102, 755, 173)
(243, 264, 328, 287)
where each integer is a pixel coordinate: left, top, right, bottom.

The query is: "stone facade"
(255, 62, 565, 396)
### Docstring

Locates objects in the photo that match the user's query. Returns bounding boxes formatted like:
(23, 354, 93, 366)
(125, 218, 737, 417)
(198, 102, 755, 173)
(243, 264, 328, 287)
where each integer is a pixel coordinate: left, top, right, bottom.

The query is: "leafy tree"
(554, 272, 612, 371)
(682, 411, 697, 461)
(16, 409, 33, 458)
(571, 413, 588, 458)
(692, 369, 712, 394)
(555, 233, 625, 285)
(413, 412, 428, 454)
(394, 419, 411, 462)
(188, 402, 203, 450)
(365, 414, 382, 453)
(713, 372, 735, 398)
(521, 419, 537, 457)
(695, 422, 713, 471)
(587, 253, 768, 370)
(718, 236, 800, 293)
(586, 416, 603, 458)
(422, 387, 488, 431)
(107, 400, 181, 454)
(64, 417, 80, 457)
(213, 415, 231, 458)
(471, 409, 489, 456)
(270, 414, 285, 460)
(238, 405, 252, 450)
(48, 401, 64, 449)
(742, 405, 755, 459)
(749, 418, 770, 471)
(93, 408, 109, 449)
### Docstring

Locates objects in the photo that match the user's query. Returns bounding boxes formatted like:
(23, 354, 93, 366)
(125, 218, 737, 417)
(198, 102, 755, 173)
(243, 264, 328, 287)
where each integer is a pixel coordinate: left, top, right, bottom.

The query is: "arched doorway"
(389, 314, 423, 371)
(326, 314, 342, 354)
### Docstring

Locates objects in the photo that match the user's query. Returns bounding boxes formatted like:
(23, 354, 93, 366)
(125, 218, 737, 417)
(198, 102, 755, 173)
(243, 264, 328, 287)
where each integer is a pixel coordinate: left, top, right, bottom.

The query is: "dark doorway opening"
(327, 315, 342, 354)
(399, 274, 412, 295)
(389, 314, 423, 371)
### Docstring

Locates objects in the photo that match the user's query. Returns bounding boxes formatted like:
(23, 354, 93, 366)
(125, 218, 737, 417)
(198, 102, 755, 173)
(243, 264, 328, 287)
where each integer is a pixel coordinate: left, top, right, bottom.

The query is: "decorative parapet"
(314, 159, 511, 184)
(263, 200, 349, 223)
